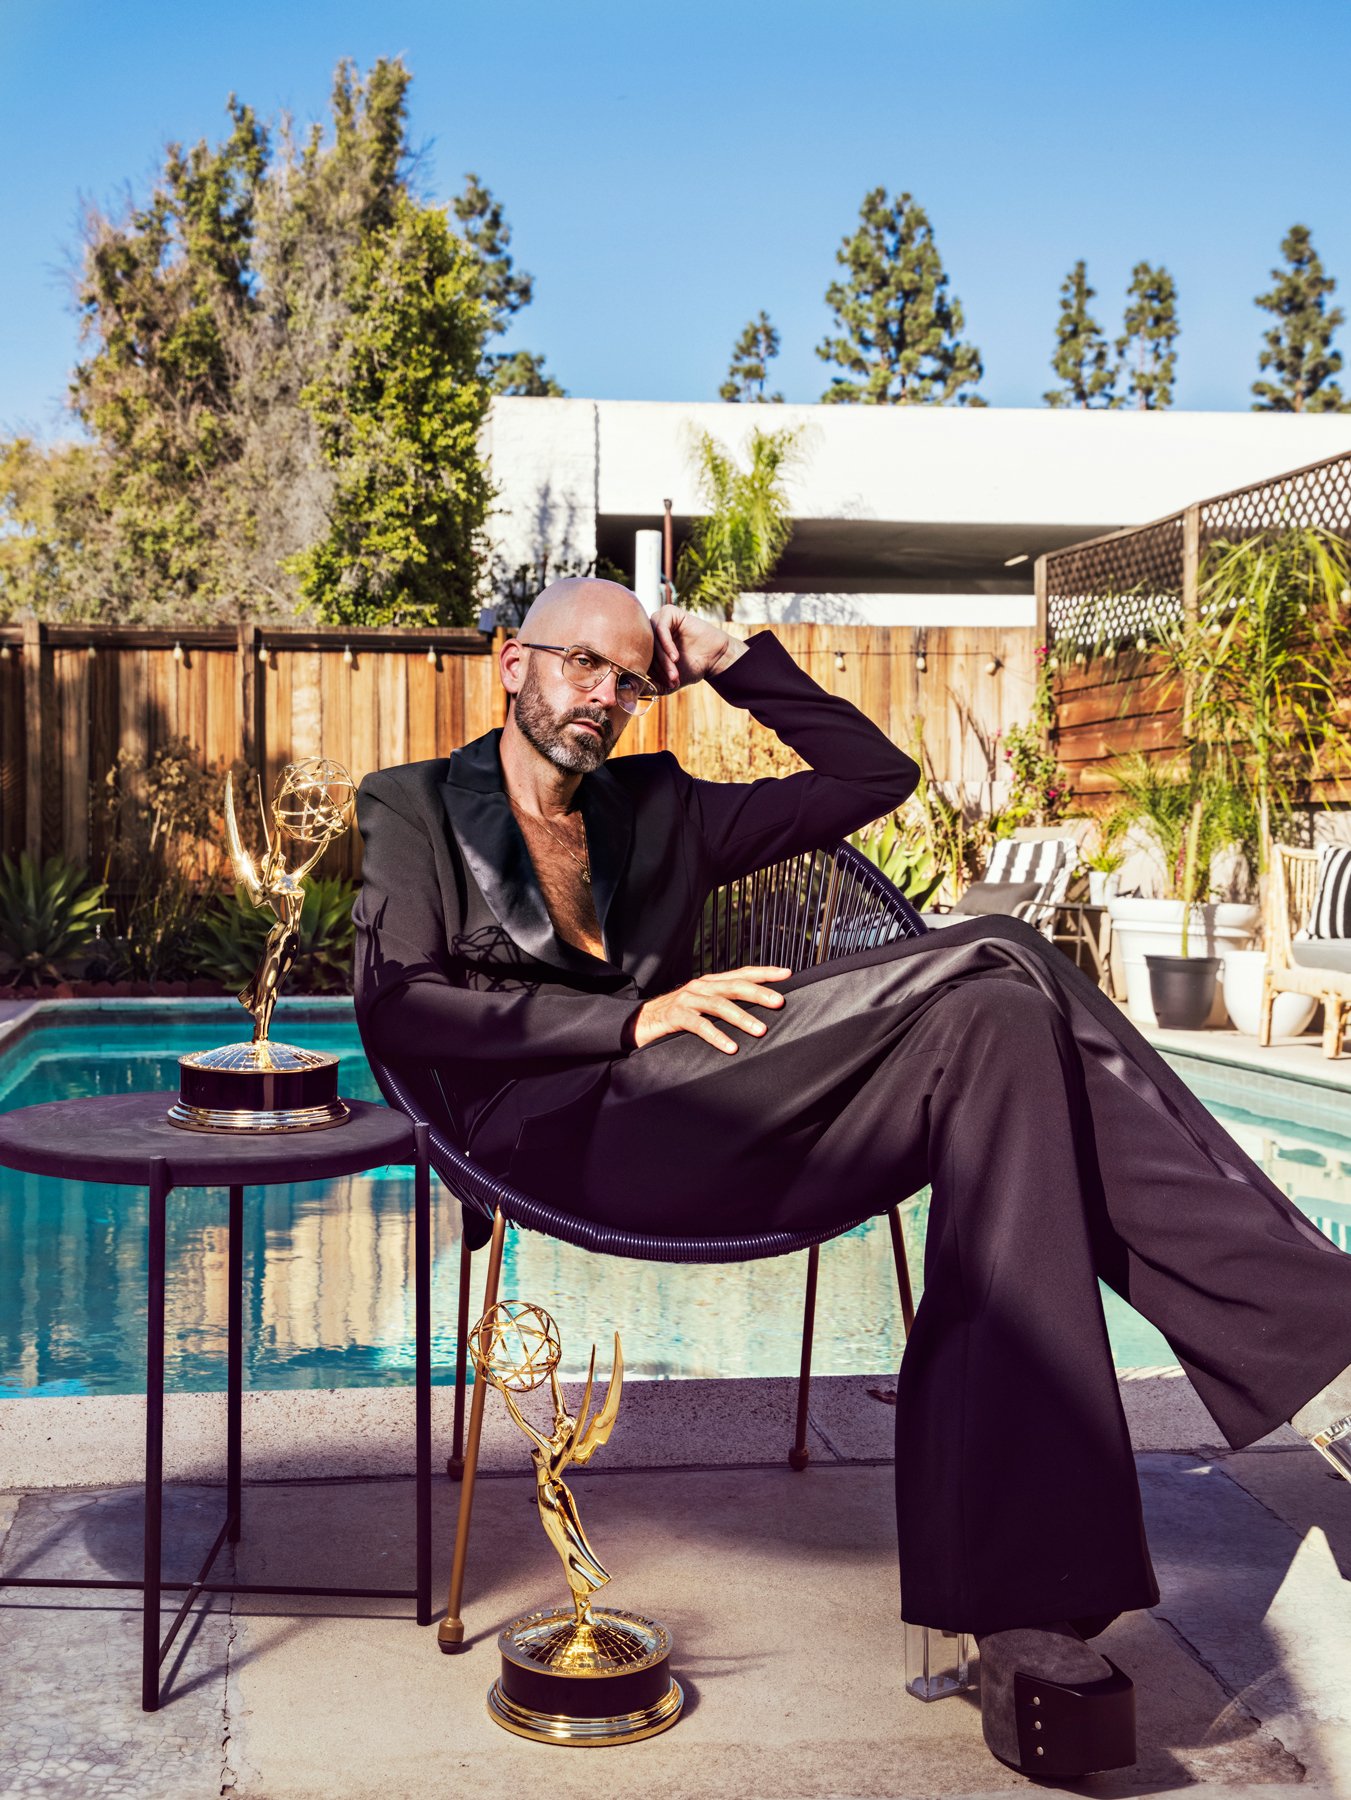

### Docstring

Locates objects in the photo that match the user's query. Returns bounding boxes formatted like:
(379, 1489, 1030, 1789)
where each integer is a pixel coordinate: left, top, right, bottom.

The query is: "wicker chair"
(1260, 845, 1351, 1058)
(359, 841, 928, 1648)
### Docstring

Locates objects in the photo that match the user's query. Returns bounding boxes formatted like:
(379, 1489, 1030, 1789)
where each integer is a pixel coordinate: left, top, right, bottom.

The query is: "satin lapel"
(439, 734, 573, 973)
(578, 764, 633, 959)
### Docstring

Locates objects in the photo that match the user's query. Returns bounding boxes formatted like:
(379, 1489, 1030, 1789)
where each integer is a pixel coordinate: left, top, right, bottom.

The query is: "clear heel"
(905, 1623, 973, 1701)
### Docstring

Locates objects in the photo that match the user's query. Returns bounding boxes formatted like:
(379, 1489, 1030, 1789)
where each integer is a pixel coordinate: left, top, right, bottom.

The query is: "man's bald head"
(499, 576, 656, 777)
(517, 577, 654, 675)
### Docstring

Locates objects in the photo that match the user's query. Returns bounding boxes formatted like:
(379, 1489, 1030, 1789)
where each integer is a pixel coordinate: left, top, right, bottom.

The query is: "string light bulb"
(915, 651, 927, 673)
(984, 655, 1001, 676)
(342, 644, 355, 666)
(86, 643, 97, 660)
(172, 641, 184, 664)
(833, 649, 846, 672)
(426, 645, 439, 668)
(258, 644, 270, 665)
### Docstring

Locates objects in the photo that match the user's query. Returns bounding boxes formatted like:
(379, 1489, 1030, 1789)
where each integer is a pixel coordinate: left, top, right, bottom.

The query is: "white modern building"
(482, 398, 1351, 626)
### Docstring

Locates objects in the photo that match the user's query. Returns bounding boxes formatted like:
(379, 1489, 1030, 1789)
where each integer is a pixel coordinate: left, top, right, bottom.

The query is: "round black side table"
(0, 1093, 433, 1711)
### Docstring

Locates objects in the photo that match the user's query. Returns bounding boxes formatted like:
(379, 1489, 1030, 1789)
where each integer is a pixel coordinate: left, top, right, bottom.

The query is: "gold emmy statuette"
(167, 757, 356, 1133)
(469, 1300, 683, 1747)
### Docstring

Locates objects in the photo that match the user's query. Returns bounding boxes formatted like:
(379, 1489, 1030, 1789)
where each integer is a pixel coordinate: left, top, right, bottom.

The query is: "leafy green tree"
(816, 188, 983, 405)
(68, 95, 270, 616)
(675, 425, 801, 621)
(720, 312, 783, 401)
(1044, 261, 1116, 407)
(285, 197, 492, 625)
(1252, 224, 1347, 412)
(453, 173, 565, 396)
(1115, 262, 1178, 409)
(0, 438, 99, 618)
(2, 58, 502, 626)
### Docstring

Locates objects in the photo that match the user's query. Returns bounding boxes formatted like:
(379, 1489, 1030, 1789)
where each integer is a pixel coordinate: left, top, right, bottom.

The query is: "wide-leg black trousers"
(507, 914, 1351, 1633)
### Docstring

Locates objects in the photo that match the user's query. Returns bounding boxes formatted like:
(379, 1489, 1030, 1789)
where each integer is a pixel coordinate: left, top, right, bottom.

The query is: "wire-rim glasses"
(520, 642, 662, 716)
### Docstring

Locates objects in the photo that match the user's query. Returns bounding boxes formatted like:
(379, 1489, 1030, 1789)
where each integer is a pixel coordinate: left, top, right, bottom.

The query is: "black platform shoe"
(976, 1622, 1136, 1778)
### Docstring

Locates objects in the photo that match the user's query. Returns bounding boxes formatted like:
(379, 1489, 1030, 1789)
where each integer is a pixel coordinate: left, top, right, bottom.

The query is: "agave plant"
(0, 852, 111, 986)
(848, 812, 946, 908)
(193, 875, 358, 995)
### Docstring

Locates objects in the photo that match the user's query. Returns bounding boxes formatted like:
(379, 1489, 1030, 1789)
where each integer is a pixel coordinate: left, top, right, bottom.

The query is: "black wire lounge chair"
(360, 840, 929, 1647)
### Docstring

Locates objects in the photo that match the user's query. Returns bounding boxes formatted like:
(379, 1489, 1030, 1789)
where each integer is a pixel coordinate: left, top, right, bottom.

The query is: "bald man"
(353, 578, 1351, 1778)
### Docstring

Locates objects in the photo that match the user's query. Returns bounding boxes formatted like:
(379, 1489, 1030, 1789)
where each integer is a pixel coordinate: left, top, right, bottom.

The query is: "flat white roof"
(492, 396, 1351, 531)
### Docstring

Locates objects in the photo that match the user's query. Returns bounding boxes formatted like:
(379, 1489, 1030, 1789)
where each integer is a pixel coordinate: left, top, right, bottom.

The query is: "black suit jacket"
(352, 631, 919, 1190)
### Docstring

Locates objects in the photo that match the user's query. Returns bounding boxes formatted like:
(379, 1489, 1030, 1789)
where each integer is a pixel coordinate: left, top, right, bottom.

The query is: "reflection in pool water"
(2, 1010, 1349, 1394)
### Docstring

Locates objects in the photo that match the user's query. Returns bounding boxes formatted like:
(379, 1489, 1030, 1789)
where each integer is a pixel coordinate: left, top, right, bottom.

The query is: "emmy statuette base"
(488, 1608, 683, 1747)
(168, 1042, 350, 1134)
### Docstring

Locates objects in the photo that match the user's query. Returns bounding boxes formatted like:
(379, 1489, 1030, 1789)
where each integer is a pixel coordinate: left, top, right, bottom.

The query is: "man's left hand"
(650, 605, 747, 693)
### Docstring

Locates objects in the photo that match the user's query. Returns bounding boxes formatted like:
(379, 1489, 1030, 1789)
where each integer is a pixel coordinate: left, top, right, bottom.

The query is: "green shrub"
(193, 876, 357, 995)
(0, 852, 111, 987)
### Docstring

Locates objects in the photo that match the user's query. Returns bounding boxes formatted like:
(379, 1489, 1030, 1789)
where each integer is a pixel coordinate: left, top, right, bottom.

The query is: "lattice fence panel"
(1045, 514, 1185, 650)
(1200, 451, 1351, 553)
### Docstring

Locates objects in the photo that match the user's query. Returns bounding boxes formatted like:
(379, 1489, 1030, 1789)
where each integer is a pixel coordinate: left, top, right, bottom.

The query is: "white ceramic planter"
(1218, 947, 1319, 1039)
(1086, 869, 1120, 906)
(1106, 896, 1261, 1027)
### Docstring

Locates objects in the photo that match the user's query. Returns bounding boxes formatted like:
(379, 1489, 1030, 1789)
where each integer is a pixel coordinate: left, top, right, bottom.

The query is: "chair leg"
(887, 1206, 916, 1337)
(789, 1246, 821, 1471)
(1258, 970, 1277, 1047)
(437, 1208, 506, 1652)
(446, 1233, 474, 1480)
(1324, 995, 1347, 1060)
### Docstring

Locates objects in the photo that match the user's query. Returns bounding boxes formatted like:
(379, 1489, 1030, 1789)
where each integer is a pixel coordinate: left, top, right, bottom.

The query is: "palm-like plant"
(1148, 527, 1351, 935)
(0, 853, 111, 986)
(676, 425, 802, 621)
(1103, 751, 1254, 953)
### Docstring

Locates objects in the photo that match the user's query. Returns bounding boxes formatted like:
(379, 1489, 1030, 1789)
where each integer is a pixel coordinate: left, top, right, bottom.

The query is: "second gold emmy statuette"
(167, 757, 356, 1133)
(468, 1301, 683, 1746)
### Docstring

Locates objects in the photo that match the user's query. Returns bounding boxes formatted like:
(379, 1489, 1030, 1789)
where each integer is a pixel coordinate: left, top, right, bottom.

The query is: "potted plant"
(1142, 789, 1225, 1028)
(1104, 753, 1259, 1026)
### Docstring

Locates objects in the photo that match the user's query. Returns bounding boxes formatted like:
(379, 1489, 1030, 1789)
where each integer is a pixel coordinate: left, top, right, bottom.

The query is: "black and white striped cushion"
(984, 837, 1076, 922)
(1307, 844, 1351, 939)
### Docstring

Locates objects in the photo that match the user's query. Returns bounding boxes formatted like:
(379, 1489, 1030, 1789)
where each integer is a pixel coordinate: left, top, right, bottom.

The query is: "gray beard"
(512, 669, 615, 774)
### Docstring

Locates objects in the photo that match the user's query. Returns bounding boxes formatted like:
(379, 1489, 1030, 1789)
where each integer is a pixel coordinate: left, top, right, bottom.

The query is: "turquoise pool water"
(2, 1005, 1350, 1395)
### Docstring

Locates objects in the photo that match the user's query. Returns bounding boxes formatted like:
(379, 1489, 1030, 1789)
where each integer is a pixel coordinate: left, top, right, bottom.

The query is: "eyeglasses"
(519, 643, 662, 717)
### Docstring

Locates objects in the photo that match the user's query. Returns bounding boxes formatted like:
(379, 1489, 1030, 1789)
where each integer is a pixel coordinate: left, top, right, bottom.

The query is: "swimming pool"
(2, 1003, 1349, 1395)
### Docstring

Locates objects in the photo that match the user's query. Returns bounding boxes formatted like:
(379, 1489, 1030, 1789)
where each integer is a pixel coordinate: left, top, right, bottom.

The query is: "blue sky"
(3, 0, 1351, 438)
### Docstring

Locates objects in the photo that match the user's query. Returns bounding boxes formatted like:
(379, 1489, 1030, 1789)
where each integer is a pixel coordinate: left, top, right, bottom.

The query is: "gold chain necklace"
(507, 796, 592, 885)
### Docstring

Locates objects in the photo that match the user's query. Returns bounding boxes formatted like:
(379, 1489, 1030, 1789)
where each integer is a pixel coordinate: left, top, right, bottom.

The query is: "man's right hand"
(626, 965, 793, 1054)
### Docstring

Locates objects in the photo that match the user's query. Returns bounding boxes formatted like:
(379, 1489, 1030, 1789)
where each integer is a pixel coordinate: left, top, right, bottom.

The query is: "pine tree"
(452, 173, 565, 396)
(816, 188, 983, 405)
(720, 312, 783, 401)
(1043, 261, 1116, 407)
(1115, 262, 1178, 409)
(1252, 224, 1347, 412)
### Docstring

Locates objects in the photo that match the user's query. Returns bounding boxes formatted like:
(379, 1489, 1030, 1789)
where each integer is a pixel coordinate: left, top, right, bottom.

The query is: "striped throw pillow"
(1307, 844, 1351, 939)
(984, 837, 1077, 923)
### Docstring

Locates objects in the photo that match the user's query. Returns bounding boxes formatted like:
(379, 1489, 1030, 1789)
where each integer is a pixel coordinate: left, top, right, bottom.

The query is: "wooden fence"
(1, 618, 1038, 878)
(1036, 447, 1351, 804)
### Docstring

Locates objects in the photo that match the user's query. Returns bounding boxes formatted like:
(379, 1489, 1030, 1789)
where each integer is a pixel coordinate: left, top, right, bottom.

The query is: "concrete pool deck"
(5, 1434, 1351, 1799)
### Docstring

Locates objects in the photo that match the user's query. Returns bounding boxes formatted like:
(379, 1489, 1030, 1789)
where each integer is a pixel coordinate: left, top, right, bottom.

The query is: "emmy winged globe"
(460, 1299, 683, 1747)
(167, 757, 357, 1133)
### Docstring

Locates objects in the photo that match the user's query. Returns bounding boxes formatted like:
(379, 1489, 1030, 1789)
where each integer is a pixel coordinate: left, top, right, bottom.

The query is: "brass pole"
(888, 1206, 916, 1336)
(437, 1208, 506, 1651)
(788, 1245, 821, 1471)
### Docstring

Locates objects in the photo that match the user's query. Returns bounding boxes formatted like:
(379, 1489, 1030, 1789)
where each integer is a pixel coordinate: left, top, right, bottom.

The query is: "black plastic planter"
(1145, 954, 1222, 1030)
